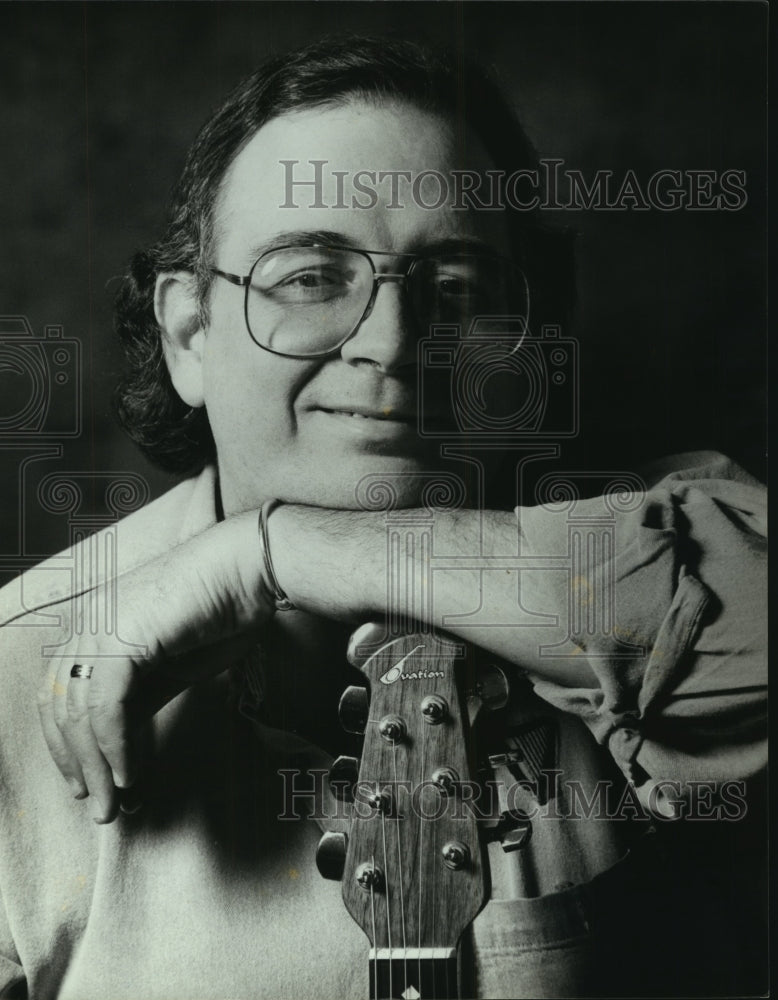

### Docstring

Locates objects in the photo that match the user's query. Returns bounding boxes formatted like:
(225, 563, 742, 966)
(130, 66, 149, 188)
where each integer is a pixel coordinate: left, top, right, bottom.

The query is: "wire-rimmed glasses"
(210, 244, 529, 359)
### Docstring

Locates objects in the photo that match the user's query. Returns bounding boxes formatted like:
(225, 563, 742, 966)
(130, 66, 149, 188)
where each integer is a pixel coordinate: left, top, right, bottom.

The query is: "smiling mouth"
(319, 407, 415, 422)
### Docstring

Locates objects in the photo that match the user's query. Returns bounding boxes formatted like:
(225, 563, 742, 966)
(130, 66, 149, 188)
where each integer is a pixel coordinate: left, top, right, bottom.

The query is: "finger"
(87, 659, 140, 790)
(64, 667, 118, 823)
(135, 628, 266, 719)
(82, 635, 259, 798)
(118, 782, 145, 816)
(36, 666, 88, 798)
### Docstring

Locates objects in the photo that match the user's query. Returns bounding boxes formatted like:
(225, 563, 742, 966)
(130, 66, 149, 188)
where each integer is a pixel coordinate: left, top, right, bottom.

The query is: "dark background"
(0, 1, 767, 560)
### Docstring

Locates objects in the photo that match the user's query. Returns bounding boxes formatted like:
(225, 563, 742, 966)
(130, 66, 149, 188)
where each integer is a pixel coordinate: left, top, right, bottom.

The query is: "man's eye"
(279, 268, 341, 289)
(433, 274, 482, 298)
(259, 267, 351, 302)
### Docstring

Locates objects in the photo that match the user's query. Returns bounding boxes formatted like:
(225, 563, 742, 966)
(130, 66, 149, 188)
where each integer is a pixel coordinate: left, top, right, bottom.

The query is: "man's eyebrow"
(244, 231, 362, 262)
(418, 236, 499, 256)
(243, 232, 502, 263)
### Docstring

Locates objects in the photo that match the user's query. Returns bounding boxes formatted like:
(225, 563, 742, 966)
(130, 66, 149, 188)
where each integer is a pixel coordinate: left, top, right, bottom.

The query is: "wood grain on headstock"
(341, 631, 489, 979)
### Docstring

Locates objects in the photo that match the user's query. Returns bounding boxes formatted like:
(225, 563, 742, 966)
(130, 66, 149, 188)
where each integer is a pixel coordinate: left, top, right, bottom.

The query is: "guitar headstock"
(319, 625, 490, 999)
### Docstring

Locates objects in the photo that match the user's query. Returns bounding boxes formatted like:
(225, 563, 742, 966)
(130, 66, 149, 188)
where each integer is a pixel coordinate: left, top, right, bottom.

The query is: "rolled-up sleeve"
(517, 453, 767, 789)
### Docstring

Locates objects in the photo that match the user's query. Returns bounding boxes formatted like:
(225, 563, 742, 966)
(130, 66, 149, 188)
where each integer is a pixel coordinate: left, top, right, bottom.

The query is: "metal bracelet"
(258, 500, 295, 612)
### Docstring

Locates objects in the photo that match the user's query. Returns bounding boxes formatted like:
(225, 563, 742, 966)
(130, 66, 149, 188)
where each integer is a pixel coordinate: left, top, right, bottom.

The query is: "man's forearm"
(269, 505, 598, 689)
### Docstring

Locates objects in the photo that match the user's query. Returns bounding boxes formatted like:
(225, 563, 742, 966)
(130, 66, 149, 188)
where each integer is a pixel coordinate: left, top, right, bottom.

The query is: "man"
(0, 37, 766, 999)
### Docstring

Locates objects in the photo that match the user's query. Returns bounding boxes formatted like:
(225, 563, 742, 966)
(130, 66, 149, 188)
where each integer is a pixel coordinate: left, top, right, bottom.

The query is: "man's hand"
(36, 512, 274, 823)
(36, 501, 597, 823)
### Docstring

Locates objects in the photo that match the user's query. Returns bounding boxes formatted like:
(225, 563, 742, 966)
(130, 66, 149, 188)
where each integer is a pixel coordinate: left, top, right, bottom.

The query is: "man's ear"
(154, 272, 207, 408)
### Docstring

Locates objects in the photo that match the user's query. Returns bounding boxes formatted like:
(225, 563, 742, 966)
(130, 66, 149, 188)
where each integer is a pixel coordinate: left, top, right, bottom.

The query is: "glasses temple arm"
(210, 268, 250, 287)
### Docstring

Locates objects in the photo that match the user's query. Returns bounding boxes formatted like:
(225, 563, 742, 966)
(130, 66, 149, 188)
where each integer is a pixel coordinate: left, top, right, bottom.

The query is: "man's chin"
(282, 451, 463, 511)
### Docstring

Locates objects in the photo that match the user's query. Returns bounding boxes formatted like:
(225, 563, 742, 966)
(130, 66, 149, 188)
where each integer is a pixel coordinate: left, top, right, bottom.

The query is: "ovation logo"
(379, 645, 445, 685)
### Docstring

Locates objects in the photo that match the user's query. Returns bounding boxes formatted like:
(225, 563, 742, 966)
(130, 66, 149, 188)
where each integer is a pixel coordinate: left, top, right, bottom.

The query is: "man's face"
(201, 99, 510, 514)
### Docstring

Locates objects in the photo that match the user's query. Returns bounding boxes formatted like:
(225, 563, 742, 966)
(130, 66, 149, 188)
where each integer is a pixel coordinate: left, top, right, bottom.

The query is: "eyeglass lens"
(247, 246, 528, 356)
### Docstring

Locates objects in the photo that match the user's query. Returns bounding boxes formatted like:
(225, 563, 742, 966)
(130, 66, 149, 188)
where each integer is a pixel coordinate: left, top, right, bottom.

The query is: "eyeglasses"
(209, 244, 529, 359)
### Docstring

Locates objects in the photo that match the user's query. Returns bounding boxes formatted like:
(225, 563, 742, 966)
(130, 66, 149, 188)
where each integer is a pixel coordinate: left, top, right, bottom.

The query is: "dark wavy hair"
(114, 34, 574, 474)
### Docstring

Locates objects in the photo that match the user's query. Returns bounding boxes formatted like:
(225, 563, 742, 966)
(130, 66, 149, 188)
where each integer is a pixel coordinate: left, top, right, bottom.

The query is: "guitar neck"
(319, 627, 494, 1000)
(369, 948, 460, 1000)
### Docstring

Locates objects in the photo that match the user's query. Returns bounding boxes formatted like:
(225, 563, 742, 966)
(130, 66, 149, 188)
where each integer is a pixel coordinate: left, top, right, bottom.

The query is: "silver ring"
(70, 664, 94, 680)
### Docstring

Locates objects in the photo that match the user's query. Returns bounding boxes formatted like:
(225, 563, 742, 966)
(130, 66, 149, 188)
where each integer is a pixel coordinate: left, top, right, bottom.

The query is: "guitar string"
(425, 696, 438, 1000)
(379, 648, 467, 998)
(417, 720, 427, 996)
(381, 807, 393, 1000)
(392, 742, 408, 994)
(369, 852, 377, 1000)
(431, 789, 437, 1000)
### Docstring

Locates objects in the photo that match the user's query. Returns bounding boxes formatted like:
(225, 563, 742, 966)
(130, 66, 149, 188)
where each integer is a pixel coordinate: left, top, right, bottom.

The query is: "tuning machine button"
(346, 622, 387, 667)
(316, 831, 348, 881)
(467, 662, 510, 725)
(328, 755, 360, 802)
(482, 810, 533, 853)
(474, 663, 510, 710)
(338, 685, 369, 735)
(499, 821, 532, 852)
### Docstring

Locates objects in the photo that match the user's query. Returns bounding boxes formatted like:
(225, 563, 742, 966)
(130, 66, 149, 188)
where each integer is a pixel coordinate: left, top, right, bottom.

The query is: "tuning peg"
(481, 809, 533, 854)
(467, 663, 510, 726)
(329, 755, 360, 802)
(316, 831, 348, 881)
(346, 622, 387, 667)
(338, 685, 369, 734)
(473, 663, 510, 711)
(499, 821, 532, 853)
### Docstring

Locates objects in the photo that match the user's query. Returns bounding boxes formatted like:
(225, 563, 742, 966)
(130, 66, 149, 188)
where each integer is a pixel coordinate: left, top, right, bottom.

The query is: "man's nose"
(339, 278, 417, 373)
